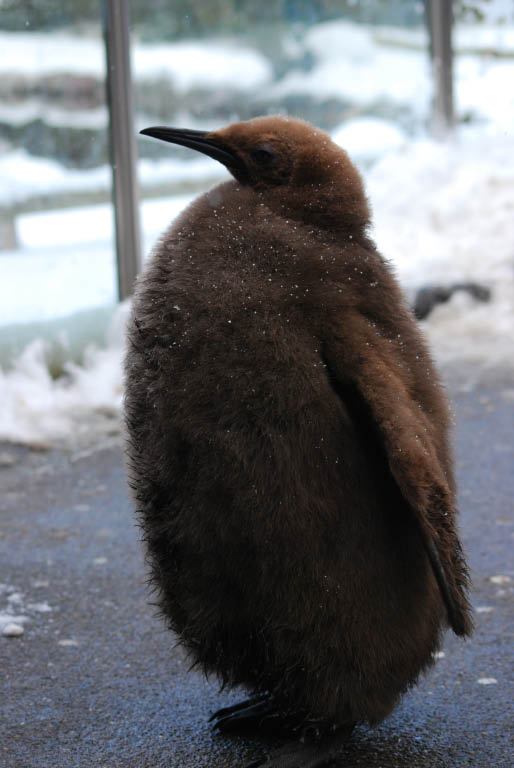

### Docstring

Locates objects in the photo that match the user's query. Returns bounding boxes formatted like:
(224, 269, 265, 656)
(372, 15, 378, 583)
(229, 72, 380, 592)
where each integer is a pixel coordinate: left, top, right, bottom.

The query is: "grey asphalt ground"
(1, 379, 513, 768)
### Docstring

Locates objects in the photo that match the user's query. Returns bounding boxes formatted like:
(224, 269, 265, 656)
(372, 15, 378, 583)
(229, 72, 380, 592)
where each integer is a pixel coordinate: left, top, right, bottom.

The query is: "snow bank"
(366, 131, 514, 376)
(0, 303, 129, 446)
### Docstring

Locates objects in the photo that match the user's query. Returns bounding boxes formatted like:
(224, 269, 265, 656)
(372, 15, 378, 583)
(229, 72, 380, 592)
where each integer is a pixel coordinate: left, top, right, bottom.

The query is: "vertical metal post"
(426, 0, 454, 137)
(103, 0, 142, 300)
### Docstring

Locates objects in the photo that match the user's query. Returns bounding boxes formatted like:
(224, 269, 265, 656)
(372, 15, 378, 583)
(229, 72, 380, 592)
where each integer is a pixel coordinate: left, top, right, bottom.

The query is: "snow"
(0, 304, 129, 445)
(133, 40, 272, 91)
(0, 31, 272, 90)
(366, 131, 514, 376)
(0, 582, 53, 635)
(456, 55, 514, 131)
(332, 118, 407, 163)
(490, 576, 512, 585)
(271, 21, 431, 115)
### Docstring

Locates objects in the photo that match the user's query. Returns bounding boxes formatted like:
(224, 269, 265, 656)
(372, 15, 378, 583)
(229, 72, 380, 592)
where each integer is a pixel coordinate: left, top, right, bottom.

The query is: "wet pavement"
(1, 381, 513, 767)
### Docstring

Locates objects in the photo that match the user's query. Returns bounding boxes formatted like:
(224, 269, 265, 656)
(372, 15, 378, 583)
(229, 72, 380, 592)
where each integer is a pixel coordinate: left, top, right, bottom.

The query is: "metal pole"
(103, 0, 142, 300)
(426, 0, 454, 137)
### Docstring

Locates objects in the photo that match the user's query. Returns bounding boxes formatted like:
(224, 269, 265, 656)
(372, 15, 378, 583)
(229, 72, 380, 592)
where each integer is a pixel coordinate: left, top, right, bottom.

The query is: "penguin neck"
(262, 181, 371, 242)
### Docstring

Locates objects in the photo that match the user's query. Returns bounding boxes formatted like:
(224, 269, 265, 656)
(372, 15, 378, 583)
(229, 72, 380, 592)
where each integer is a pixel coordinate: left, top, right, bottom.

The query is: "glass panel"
(0, 2, 117, 346)
(130, 0, 430, 253)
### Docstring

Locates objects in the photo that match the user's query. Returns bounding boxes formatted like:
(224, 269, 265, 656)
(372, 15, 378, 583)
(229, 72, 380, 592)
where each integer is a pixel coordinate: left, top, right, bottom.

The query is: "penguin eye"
(250, 145, 276, 166)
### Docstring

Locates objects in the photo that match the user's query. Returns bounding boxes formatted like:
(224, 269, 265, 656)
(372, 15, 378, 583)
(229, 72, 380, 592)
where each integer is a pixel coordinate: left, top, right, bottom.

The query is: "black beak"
(140, 126, 244, 173)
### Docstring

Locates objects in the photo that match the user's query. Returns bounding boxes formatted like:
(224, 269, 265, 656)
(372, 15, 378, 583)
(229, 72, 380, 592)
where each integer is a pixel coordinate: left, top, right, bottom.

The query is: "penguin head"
(141, 116, 369, 230)
(142, 116, 357, 188)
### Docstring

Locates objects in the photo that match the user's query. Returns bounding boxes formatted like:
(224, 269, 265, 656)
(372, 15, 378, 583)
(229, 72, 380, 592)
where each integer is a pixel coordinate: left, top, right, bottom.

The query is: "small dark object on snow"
(414, 282, 492, 320)
(125, 116, 472, 768)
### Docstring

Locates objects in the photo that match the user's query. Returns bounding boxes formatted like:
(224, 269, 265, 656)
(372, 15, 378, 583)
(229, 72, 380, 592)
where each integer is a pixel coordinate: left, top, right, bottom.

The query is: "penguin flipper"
(322, 313, 472, 638)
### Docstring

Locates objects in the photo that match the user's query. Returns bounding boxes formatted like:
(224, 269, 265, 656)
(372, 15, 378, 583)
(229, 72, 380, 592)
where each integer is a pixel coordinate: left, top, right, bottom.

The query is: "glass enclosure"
(0, 1, 117, 365)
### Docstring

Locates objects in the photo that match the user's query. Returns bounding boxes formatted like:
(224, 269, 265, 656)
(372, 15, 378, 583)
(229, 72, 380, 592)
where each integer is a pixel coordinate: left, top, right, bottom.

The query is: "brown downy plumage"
(125, 116, 472, 767)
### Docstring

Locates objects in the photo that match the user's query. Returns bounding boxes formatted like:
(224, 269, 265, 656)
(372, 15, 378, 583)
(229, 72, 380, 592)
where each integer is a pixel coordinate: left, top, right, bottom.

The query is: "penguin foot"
(212, 696, 282, 734)
(209, 694, 269, 723)
(245, 724, 355, 768)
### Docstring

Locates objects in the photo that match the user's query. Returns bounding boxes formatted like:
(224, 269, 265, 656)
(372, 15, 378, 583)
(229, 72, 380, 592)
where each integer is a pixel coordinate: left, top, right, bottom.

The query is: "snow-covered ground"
(0, 19, 513, 445)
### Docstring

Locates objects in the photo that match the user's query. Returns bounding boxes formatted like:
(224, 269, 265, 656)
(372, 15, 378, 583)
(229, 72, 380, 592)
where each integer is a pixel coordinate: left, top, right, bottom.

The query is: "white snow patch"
(26, 602, 52, 613)
(0, 613, 28, 630)
(58, 638, 78, 647)
(1, 584, 55, 634)
(489, 575, 512, 585)
(477, 677, 498, 685)
(0, 302, 129, 444)
(456, 55, 514, 131)
(0, 31, 105, 77)
(332, 118, 407, 163)
(475, 606, 494, 614)
(367, 131, 514, 376)
(2, 623, 24, 637)
(133, 39, 272, 91)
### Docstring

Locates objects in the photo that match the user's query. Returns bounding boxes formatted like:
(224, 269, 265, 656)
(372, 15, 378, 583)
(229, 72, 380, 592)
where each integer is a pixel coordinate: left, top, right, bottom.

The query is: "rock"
(413, 282, 491, 320)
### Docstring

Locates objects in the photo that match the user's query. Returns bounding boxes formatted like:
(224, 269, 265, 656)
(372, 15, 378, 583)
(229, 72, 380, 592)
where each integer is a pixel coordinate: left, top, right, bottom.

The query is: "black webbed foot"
(209, 694, 269, 723)
(212, 695, 282, 734)
(245, 724, 355, 768)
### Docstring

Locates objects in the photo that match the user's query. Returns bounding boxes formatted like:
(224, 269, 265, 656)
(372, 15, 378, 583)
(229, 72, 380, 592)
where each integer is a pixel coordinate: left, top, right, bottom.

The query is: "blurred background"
(0, 0, 513, 445)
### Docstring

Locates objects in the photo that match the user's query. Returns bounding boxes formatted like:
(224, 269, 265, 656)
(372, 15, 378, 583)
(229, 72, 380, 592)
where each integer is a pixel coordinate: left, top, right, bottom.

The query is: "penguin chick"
(125, 116, 472, 767)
